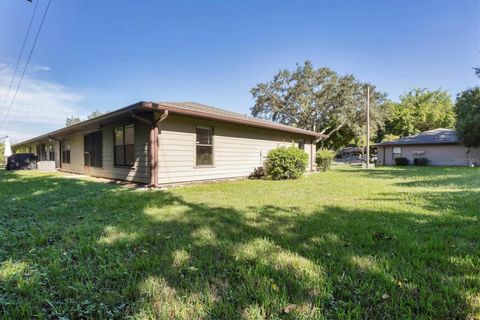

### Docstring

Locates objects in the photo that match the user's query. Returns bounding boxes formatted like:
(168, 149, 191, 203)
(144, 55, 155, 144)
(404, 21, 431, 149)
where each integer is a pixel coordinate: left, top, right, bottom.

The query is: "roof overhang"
(12, 102, 149, 147)
(13, 101, 323, 147)
(373, 142, 461, 147)
(148, 102, 323, 138)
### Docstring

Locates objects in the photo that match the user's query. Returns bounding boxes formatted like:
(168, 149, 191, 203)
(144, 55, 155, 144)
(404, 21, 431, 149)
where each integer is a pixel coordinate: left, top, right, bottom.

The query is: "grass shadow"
(0, 169, 478, 319)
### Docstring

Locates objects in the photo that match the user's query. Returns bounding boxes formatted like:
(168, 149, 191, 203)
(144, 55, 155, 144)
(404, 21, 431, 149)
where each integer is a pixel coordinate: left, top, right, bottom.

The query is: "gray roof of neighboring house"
(375, 128, 461, 146)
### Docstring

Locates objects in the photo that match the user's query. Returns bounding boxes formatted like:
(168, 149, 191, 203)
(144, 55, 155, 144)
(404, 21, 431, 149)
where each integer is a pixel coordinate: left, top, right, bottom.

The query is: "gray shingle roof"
(376, 128, 461, 146)
(155, 101, 321, 137)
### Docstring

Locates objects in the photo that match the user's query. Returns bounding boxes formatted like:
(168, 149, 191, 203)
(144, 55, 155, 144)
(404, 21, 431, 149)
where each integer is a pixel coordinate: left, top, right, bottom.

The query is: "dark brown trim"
(13, 101, 322, 148)
(146, 102, 322, 138)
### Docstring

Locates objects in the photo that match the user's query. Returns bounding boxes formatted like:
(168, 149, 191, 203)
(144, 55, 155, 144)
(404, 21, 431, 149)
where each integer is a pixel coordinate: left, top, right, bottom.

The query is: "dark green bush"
(316, 148, 335, 171)
(265, 146, 308, 180)
(395, 157, 409, 166)
(414, 158, 429, 166)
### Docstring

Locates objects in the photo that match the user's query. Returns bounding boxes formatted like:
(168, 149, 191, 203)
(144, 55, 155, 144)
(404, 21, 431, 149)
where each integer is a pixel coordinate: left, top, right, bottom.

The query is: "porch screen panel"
(84, 135, 90, 166)
(90, 131, 103, 168)
(85, 131, 103, 168)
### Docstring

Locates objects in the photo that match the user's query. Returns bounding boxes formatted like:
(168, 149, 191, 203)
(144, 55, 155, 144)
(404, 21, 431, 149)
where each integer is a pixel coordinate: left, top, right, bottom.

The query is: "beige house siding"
(14, 113, 318, 185)
(157, 114, 315, 184)
(377, 144, 480, 166)
(53, 119, 151, 183)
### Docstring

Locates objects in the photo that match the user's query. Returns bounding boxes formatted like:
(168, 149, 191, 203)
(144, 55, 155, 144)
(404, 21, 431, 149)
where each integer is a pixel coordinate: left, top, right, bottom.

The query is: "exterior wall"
(157, 114, 315, 184)
(14, 142, 59, 167)
(59, 118, 151, 183)
(377, 144, 480, 166)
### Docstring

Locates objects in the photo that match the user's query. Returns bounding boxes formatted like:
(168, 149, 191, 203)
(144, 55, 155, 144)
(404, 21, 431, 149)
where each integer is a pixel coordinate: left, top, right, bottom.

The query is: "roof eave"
(374, 142, 461, 147)
(12, 101, 149, 147)
(147, 102, 323, 138)
(13, 100, 324, 147)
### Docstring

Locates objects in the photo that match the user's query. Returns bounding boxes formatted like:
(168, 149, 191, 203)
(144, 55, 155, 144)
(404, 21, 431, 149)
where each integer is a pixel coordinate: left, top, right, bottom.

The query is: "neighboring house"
(375, 128, 480, 166)
(12, 101, 322, 186)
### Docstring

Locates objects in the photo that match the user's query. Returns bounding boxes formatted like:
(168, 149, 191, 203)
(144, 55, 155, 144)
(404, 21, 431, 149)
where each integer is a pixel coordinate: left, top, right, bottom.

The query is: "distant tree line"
(65, 110, 107, 127)
(251, 60, 480, 150)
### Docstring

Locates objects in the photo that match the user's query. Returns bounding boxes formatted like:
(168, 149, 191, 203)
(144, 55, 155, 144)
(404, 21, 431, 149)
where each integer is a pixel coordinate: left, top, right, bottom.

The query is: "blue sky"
(0, 0, 478, 142)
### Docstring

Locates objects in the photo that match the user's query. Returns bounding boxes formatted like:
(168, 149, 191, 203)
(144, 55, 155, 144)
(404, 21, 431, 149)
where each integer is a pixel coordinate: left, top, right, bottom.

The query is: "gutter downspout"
(131, 109, 169, 187)
(48, 135, 62, 169)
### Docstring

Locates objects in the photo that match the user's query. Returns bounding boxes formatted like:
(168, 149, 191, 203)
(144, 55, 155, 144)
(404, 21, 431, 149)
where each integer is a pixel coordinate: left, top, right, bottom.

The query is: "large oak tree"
(250, 61, 387, 143)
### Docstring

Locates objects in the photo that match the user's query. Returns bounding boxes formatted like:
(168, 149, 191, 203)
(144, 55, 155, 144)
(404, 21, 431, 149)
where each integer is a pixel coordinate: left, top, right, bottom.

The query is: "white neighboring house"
(2, 137, 12, 164)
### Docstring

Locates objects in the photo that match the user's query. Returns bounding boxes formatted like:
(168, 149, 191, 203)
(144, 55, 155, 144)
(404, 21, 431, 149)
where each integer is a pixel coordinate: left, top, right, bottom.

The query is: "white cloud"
(34, 64, 51, 72)
(0, 63, 84, 143)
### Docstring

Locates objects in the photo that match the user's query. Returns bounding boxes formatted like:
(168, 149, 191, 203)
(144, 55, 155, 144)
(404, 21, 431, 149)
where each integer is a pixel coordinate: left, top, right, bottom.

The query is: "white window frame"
(194, 124, 214, 167)
(392, 146, 402, 159)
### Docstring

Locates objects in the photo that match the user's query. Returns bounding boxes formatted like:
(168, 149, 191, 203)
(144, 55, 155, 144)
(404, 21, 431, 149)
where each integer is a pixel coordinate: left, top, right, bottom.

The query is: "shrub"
(414, 158, 429, 166)
(249, 166, 266, 179)
(316, 148, 335, 171)
(265, 146, 308, 180)
(395, 157, 409, 166)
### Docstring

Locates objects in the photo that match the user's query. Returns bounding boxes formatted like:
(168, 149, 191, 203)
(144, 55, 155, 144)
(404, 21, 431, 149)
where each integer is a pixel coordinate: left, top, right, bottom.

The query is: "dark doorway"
(36, 143, 47, 161)
(84, 131, 103, 169)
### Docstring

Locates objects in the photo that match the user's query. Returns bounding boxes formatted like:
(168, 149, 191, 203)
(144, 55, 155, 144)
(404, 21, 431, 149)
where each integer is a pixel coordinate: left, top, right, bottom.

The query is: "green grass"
(0, 166, 479, 319)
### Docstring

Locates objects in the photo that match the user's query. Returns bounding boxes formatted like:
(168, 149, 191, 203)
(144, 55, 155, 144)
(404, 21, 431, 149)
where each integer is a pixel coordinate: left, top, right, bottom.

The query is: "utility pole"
(366, 85, 371, 169)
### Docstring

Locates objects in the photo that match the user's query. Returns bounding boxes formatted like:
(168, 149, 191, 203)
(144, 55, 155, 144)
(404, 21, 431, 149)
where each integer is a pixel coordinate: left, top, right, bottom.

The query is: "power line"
(0, 0, 53, 132)
(0, 0, 40, 117)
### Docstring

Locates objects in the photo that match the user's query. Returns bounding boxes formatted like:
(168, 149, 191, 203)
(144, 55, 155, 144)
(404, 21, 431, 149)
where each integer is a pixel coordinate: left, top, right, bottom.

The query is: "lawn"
(0, 166, 478, 319)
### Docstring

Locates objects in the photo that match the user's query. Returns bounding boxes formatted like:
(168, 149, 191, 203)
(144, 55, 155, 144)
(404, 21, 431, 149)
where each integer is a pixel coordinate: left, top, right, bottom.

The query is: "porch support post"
(153, 126, 159, 187)
(149, 127, 156, 187)
(132, 109, 168, 188)
(48, 135, 62, 169)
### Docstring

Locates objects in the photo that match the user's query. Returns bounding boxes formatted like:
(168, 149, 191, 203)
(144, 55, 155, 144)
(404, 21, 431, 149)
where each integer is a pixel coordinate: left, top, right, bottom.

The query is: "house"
(12, 101, 322, 186)
(375, 128, 480, 166)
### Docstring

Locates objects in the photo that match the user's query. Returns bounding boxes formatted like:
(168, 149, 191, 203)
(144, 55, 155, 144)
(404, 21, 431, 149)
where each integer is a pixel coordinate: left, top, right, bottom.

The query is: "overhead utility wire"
(0, 0, 40, 117)
(0, 0, 53, 132)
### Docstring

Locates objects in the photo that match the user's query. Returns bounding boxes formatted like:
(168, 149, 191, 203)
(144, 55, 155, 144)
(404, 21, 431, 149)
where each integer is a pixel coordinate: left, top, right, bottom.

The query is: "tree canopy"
(383, 88, 455, 137)
(250, 61, 387, 144)
(65, 116, 81, 127)
(87, 110, 106, 120)
(455, 87, 480, 148)
(65, 110, 106, 127)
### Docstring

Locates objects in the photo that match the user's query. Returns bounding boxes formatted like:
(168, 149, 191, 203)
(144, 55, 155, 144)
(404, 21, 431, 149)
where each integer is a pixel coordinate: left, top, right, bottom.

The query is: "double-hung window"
(114, 124, 135, 166)
(298, 139, 305, 150)
(392, 147, 402, 159)
(195, 125, 213, 166)
(48, 143, 55, 161)
(62, 140, 71, 164)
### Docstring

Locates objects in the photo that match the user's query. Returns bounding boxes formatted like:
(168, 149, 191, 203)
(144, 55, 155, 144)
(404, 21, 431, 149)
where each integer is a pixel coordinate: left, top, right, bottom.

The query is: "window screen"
(196, 125, 213, 166)
(62, 140, 71, 164)
(84, 131, 103, 168)
(392, 147, 402, 159)
(298, 139, 305, 150)
(114, 125, 135, 166)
